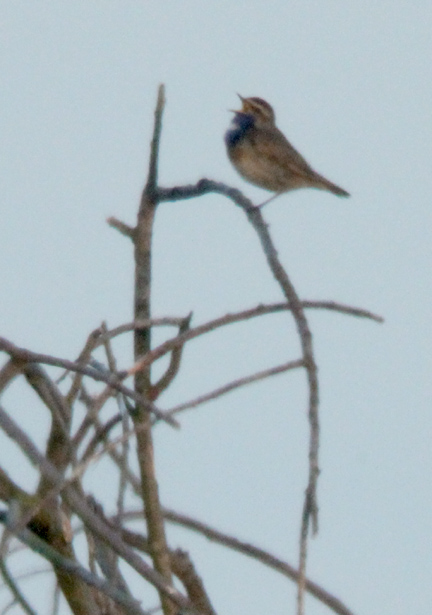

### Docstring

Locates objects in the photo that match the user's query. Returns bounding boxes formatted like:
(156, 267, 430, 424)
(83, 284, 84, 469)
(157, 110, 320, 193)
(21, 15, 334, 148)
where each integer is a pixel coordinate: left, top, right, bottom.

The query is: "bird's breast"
(227, 139, 301, 192)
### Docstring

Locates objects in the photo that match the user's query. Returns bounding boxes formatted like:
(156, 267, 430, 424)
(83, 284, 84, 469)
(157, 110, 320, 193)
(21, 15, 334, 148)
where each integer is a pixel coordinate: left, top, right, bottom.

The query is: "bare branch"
(302, 300, 383, 323)
(0, 512, 147, 615)
(100, 438, 355, 615)
(65, 326, 104, 407)
(79, 414, 122, 465)
(0, 89, 376, 615)
(129, 299, 381, 378)
(0, 554, 38, 615)
(157, 180, 252, 207)
(120, 528, 216, 615)
(150, 313, 192, 400)
(22, 364, 70, 432)
(157, 179, 322, 614)
(146, 84, 165, 200)
(165, 359, 304, 418)
(133, 83, 176, 615)
(0, 361, 21, 396)
(0, 405, 198, 613)
(86, 497, 135, 605)
(107, 216, 136, 240)
(0, 337, 178, 428)
(98, 317, 191, 342)
(170, 549, 216, 615)
(116, 510, 355, 615)
(163, 509, 356, 615)
(99, 321, 130, 528)
(0, 468, 32, 507)
(23, 365, 74, 498)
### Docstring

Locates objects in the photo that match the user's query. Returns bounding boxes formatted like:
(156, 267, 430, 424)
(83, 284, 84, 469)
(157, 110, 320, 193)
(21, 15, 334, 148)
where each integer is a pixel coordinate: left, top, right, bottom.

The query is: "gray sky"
(1, 3, 431, 615)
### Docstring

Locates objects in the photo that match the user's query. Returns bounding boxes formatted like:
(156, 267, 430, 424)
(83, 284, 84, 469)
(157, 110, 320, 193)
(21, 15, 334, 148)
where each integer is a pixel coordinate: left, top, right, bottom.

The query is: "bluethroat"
(225, 96, 349, 204)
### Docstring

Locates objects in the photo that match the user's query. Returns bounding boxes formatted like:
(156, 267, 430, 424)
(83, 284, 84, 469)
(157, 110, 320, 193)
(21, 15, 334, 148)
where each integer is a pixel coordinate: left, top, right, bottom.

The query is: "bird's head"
(235, 95, 276, 127)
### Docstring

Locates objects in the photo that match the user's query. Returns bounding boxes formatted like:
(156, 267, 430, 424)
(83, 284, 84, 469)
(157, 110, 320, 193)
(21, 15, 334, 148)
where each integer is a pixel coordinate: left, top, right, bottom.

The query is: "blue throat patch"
(225, 113, 254, 147)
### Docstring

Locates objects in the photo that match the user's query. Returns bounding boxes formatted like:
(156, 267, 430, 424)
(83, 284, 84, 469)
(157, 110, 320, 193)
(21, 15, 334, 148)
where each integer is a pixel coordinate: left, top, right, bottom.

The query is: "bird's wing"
(254, 127, 318, 179)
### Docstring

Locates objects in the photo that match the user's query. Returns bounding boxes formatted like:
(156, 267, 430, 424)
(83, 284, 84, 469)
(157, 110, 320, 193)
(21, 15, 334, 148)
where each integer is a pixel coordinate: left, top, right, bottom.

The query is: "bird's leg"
(255, 192, 283, 208)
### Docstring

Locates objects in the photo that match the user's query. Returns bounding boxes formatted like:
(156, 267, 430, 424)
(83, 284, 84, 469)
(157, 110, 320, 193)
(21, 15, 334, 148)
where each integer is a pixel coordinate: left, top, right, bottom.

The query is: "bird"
(225, 95, 349, 205)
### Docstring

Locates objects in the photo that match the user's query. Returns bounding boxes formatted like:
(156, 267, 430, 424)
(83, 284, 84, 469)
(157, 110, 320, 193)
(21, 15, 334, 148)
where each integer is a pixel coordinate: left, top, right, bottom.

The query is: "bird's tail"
(315, 175, 350, 198)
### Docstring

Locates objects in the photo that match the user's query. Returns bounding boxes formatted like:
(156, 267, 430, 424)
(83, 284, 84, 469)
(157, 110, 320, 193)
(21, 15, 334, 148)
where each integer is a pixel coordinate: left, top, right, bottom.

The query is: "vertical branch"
(243, 206, 318, 615)
(133, 84, 176, 615)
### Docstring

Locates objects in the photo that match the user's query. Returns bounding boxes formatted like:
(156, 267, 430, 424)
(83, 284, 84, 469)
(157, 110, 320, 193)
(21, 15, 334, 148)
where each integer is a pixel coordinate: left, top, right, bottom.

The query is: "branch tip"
(107, 217, 135, 240)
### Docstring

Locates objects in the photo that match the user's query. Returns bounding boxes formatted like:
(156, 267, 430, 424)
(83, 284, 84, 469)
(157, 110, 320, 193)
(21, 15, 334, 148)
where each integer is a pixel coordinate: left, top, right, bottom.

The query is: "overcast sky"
(1, 3, 431, 615)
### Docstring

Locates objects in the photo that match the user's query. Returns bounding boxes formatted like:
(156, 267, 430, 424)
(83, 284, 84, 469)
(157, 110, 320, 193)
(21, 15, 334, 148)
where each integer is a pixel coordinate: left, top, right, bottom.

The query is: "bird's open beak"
(227, 94, 244, 113)
(237, 93, 246, 109)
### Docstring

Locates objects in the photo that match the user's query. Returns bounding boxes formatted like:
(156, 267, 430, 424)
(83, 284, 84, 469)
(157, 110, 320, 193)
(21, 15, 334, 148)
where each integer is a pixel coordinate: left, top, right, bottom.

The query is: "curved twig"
(159, 180, 321, 615)
(128, 299, 381, 377)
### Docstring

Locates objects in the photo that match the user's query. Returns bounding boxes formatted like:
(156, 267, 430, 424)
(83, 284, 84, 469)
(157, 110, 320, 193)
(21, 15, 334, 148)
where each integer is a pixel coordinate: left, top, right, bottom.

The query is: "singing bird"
(225, 96, 349, 204)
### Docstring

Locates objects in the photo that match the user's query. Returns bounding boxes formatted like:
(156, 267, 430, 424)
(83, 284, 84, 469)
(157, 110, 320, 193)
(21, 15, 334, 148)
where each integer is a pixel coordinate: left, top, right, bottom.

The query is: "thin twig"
(107, 217, 136, 239)
(65, 326, 104, 406)
(302, 300, 383, 323)
(98, 317, 191, 342)
(118, 401, 130, 528)
(24, 363, 74, 498)
(79, 414, 123, 465)
(164, 359, 304, 418)
(22, 364, 70, 435)
(73, 424, 143, 483)
(96, 302, 381, 356)
(86, 497, 134, 603)
(128, 299, 381, 377)
(81, 415, 142, 495)
(0, 566, 51, 589)
(99, 323, 130, 528)
(0, 554, 38, 615)
(150, 313, 192, 400)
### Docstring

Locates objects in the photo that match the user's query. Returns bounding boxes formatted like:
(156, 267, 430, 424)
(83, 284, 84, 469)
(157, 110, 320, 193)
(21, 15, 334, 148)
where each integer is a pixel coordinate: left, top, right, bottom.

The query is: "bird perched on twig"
(225, 95, 349, 205)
